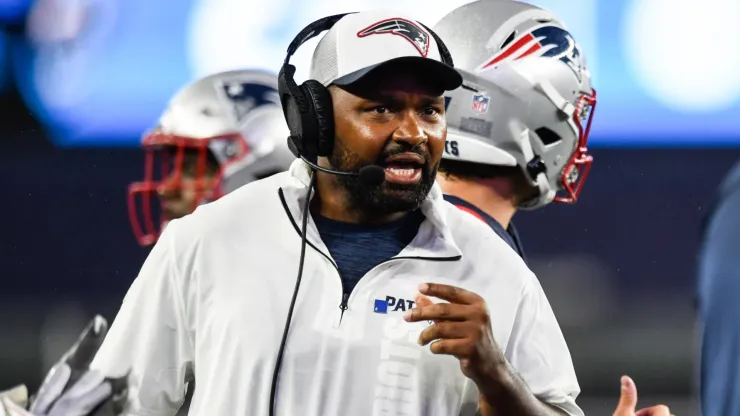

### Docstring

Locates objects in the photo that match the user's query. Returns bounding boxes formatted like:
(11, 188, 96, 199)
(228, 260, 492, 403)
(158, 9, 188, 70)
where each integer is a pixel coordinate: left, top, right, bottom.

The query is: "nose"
(156, 172, 181, 200)
(392, 112, 427, 147)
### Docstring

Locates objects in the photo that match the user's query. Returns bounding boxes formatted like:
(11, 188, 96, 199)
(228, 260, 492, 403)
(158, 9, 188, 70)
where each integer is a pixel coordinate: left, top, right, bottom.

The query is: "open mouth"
(382, 153, 425, 185)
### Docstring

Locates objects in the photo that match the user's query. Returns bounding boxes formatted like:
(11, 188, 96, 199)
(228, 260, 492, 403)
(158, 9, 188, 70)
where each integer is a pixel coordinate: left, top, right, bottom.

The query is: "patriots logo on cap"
(478, 25, 585, 82)
(220, 81, 280, 124)
(472, 93, 490, 114)
(357, 18, 430, 57)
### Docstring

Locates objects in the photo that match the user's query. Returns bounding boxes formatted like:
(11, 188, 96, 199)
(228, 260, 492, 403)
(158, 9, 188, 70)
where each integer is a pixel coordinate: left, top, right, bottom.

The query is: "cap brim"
(332, 56, 463, 91)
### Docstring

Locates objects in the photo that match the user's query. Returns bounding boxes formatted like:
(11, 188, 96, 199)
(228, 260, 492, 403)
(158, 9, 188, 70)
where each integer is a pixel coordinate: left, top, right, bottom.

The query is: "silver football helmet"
(128, 69, 295, 245)
(434, 0, 596, 209)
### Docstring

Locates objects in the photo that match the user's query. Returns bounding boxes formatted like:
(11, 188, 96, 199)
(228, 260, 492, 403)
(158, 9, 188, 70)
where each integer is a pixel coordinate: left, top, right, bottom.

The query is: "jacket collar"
(278, 159, 462, 261)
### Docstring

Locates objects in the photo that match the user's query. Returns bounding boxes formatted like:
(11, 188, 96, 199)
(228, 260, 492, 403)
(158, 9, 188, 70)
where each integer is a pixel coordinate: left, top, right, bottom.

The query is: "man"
(432, 0, 595, 259)
(432, 2, 671, 415)
(91, 10, 581, 415)
(127, 68, 295, 246)
(697, 159, 740, 416)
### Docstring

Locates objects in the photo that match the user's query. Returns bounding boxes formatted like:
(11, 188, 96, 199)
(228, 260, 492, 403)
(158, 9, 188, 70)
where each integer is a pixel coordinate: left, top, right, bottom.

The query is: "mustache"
(376, 144, 431, 166)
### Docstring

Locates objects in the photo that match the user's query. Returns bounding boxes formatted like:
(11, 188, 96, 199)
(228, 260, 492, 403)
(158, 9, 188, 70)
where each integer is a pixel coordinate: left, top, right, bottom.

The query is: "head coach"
(90, 10, 581, 416)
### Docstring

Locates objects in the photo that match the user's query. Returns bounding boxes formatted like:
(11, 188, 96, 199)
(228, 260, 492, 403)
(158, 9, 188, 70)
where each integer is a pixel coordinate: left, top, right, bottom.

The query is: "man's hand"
(613, 376, 673, 416)
(29, 315, 128, 416)
(403, 283, 505, 382)
(405, 283, 566, 416)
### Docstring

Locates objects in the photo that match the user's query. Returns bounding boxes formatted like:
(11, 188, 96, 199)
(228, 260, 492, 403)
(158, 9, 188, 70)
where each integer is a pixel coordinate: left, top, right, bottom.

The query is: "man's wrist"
(475, 361, 565, 416)
(474, 360, 516, 402)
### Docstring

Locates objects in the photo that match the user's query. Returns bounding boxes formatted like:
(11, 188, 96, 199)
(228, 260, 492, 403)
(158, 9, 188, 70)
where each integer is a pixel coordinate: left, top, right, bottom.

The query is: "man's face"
(328, 64, 447, 215)
(157, 147, 220, 220)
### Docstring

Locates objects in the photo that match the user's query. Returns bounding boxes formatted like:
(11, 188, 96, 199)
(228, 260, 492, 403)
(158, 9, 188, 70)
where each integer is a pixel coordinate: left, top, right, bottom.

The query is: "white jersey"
(91, 159, 582, 416)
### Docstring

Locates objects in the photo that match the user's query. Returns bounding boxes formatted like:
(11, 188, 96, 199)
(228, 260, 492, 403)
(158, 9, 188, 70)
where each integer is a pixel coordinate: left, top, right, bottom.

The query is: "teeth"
(387, 167, 416, 177)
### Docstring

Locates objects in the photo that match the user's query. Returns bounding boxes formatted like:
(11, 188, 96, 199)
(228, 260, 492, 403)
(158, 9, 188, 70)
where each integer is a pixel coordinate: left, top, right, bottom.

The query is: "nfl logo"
(471, 93, 490, 114)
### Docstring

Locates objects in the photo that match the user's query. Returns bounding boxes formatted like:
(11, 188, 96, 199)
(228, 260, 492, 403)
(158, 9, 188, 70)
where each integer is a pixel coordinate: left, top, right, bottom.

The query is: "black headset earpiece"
(277, 13, 454, 164)
(278, 64, 307, 158)
(278, 13, 352, 164)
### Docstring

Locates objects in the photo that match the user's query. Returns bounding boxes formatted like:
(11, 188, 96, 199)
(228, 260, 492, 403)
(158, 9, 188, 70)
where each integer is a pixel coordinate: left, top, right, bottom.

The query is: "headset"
(277, 12, 455, 165)
(269, 12, 456, 416)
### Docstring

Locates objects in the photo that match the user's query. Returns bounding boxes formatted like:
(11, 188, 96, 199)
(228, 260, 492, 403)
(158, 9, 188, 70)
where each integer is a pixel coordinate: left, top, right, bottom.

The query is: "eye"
(373, 106, 388, 114)
(422, 106, 440, 116)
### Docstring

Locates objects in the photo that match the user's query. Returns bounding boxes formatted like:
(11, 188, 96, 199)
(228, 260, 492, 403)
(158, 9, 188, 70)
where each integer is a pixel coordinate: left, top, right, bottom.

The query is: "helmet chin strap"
(509, 119, 554, 210)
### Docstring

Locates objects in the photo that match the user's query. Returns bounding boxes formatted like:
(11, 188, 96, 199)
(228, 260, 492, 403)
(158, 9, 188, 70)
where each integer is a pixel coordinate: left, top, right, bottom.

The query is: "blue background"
(7, 0, 740, 147)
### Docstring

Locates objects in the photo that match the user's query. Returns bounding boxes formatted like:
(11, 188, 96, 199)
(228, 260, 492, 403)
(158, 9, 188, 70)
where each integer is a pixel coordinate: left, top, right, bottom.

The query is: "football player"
(127, 68, 295, 246)
(1, 65, 296, 416)
(126, 68, 295, 414)
(433, 0, 594, 258)
(432, 1, 671, 415)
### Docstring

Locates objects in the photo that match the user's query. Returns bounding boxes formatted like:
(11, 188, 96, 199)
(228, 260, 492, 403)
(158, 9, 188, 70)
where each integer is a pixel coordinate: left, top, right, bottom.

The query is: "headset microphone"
(298, 155, 386, 188)
(358, 165, 386, 188)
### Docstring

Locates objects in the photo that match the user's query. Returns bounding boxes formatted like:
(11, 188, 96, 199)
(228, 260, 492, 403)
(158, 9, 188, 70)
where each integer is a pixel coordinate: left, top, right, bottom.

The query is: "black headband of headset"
(282, 12, 454, 68)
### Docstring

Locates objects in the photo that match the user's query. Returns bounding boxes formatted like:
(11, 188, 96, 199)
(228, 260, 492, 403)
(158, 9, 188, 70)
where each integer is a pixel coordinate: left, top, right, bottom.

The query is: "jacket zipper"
(278, 189, 462, 327)
(278, 189, 350, 324)
(339, 292, 350, 324)
(309, 256, 349, 324)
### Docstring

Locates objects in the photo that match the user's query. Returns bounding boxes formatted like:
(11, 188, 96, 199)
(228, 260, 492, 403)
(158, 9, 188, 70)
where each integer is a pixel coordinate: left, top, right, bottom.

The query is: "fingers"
(29, 363, 72, 413)
(613, 375, 637, 416)
(427, 338, 473, 358)
(613, 376, 673, 416)
(51, 383, 113, 416)
(414, 293, 433, 307)
(64, 315, 109, 370)
(634, 405, 672, 416)
(62, 368, 106, 399)
(414, 294, 440, 324)
(419, 283, 482, 305)
(75, 382, 113, 415)
(418, 321, 475, 346)
(404, 302, 472, 323)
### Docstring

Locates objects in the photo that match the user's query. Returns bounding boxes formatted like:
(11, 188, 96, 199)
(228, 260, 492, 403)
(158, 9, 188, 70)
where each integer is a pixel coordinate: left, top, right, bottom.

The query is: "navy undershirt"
(443, 194, 526, 262)
(313, 209, 425, 295)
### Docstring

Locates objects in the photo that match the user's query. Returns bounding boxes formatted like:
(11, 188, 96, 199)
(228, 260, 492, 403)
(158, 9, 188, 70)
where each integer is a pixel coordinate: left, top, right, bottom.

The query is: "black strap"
(285, 13, 354, 64)
(419, 22, 453, 67)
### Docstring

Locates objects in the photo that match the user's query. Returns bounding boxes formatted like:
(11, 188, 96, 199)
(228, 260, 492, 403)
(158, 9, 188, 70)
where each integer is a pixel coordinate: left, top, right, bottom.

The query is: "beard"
(328, 140, 438, 217)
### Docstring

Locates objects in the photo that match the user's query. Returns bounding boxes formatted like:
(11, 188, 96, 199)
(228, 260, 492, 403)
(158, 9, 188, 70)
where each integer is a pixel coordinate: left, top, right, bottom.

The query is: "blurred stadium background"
(2, 0, 740, 414)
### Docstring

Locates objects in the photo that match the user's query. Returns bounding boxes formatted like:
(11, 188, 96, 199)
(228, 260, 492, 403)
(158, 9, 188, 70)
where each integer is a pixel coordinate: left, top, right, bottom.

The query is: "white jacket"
(92, 159, 582, 416)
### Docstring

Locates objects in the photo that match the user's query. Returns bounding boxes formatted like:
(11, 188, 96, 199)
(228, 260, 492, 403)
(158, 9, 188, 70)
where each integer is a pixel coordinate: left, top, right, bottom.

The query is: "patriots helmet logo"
(478, 25, 585, 82)
(220, 81, 280, 124)
(357, 18, 430, 57)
